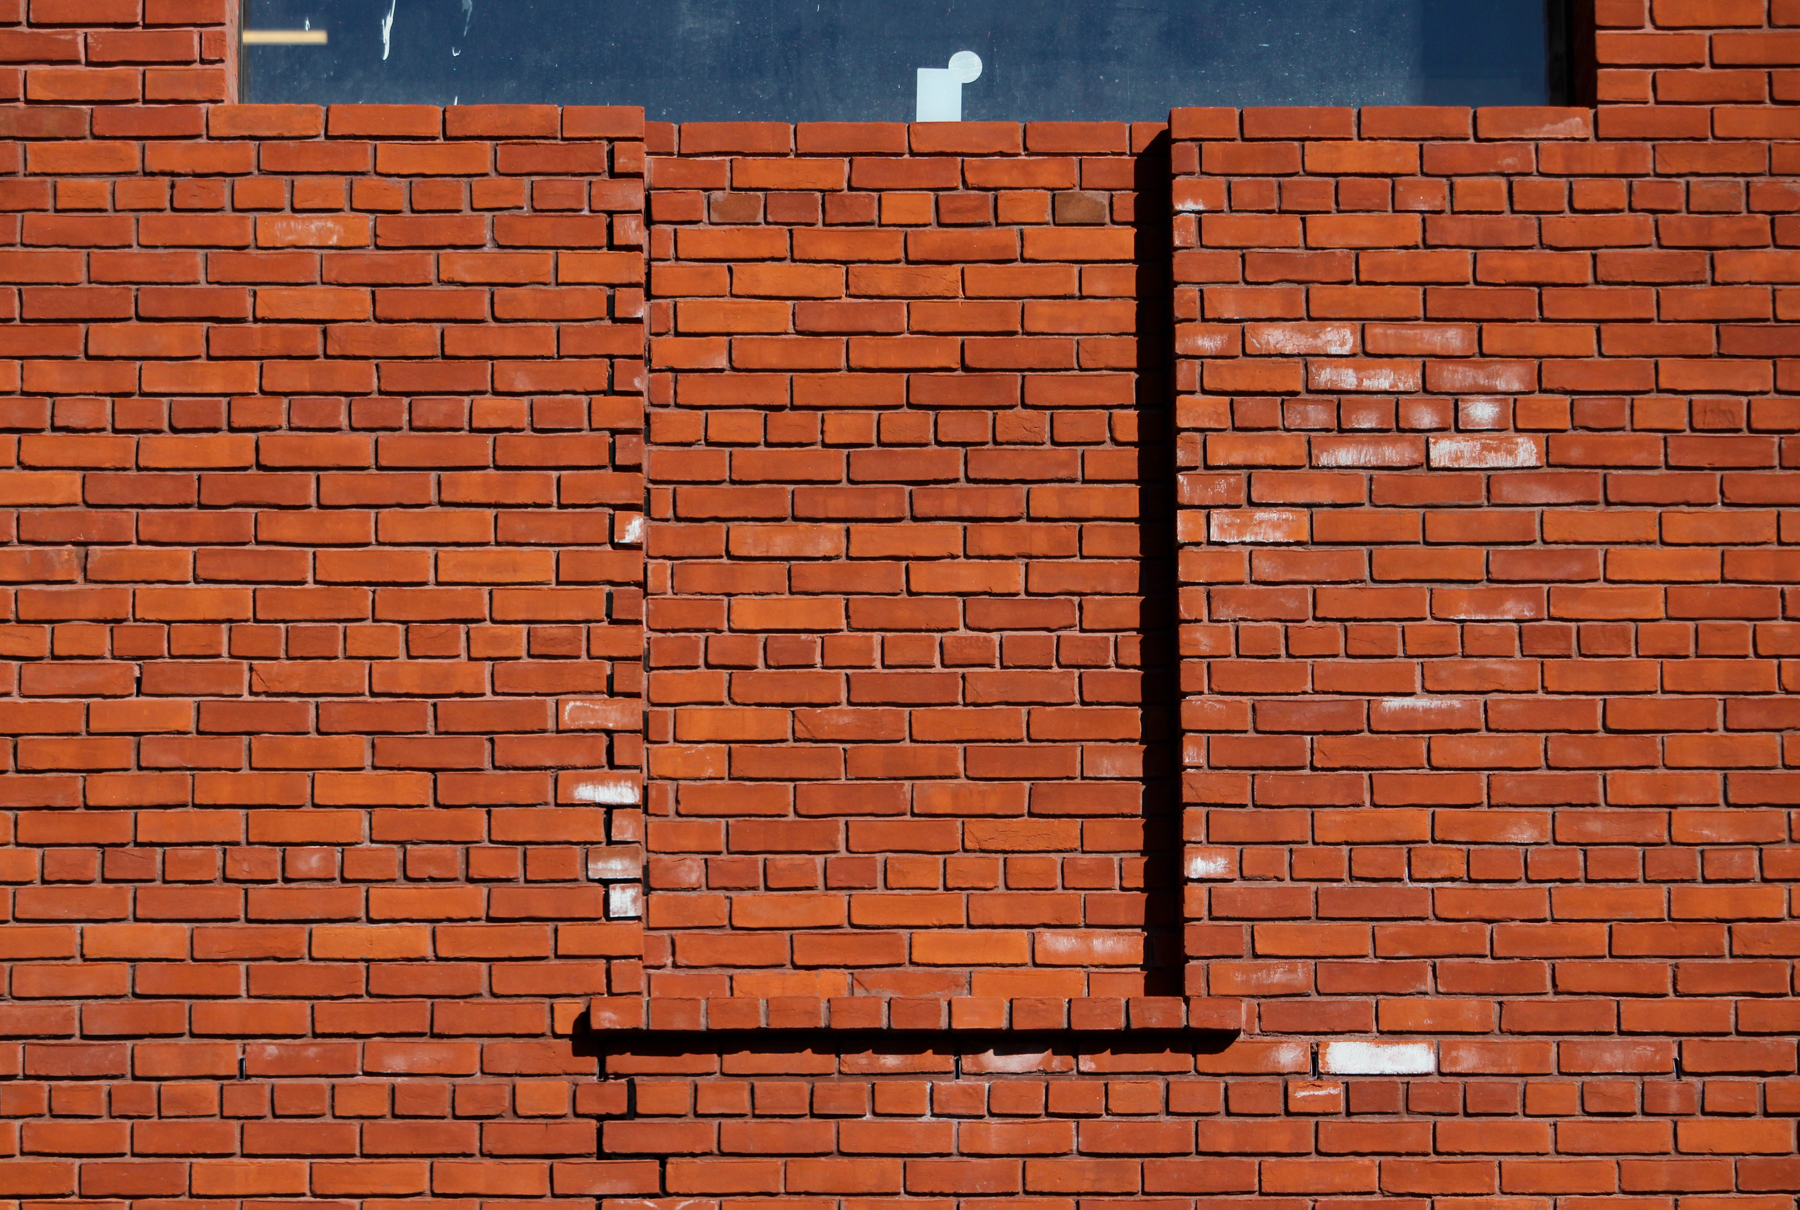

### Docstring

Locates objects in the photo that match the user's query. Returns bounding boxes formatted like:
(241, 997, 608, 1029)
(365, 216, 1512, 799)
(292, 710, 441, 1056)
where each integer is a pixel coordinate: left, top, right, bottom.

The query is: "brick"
(0, 33, 1783, 1190)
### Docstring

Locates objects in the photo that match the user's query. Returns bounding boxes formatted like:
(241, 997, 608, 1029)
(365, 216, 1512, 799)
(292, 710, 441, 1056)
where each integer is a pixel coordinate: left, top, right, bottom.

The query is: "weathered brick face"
(1170, 102, 1800, 1016)
(1, 0, 1798, 1206)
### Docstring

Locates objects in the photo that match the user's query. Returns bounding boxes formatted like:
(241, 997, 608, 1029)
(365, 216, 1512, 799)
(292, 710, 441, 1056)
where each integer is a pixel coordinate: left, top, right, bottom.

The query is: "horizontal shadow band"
(572, 1026, 1242, 1059)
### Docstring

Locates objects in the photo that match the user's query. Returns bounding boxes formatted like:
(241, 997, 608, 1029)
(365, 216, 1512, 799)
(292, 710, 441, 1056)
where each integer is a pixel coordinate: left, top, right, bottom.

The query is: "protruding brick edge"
(587, 995, 1248, 1032)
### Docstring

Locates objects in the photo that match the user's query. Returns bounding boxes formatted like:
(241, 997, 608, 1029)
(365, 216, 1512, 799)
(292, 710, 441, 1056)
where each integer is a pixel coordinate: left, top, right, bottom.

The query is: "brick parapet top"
(0, 101, 648, 141)
(641, 121, 1169, 157)
(0, 102, 1782, 147)
(588, 995, 1249, 1033)
(637, 112, 1648, 157)
(635, 106, 1768, 158)
(1170, 106, 1595, 141)
(1170, 103, 1798, 143)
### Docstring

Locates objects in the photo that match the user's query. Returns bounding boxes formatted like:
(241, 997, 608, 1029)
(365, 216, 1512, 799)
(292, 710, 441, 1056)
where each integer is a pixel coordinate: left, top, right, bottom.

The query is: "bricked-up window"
(242, 0, 1562, 118)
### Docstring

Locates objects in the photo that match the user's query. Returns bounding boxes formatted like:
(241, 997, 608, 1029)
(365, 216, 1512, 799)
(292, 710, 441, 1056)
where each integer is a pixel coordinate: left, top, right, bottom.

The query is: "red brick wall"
(0, 93, 649, 1203)
(1596, 0, 1800, 108)
(1, 0, 234, 106)
(1170, 91, 1800, 1163)
(0, 1, 1796, 1206)
(640, 119, 1189, 1017)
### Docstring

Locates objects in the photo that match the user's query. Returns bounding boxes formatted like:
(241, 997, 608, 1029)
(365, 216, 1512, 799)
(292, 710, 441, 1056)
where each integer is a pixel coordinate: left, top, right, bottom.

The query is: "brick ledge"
(587, 995, 1246, 1033)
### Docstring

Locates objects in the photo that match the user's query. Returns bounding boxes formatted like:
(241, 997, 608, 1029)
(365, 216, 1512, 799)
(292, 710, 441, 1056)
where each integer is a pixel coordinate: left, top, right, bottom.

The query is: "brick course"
(0, 0, 1796, 1205)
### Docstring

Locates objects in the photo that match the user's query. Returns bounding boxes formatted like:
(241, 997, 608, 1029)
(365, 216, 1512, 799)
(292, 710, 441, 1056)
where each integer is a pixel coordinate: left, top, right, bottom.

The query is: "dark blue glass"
(244, 0, 1553, 121)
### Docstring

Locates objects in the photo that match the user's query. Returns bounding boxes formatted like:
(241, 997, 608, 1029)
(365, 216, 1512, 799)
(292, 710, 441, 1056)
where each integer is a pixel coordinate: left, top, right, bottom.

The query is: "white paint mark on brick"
(1176, 325, 1236, 356)
(1185, 848, 1233, 879)
(1531, 113, 1591, 138)
(1233, 963, 1308, 991)
(1172, 182, 1214, 212)
(275, 216, 361, 245)
(1429, 435, 1542, 469)
(1251, 324, 1356, 356)
(1034, 931, 1139, 963)
(1267, 1040, 1310, 1070)
(1480, 598, 1542, 620)
(1210, 509, 1307, 544)
(571, 778, 640, 805)
(1310, 362, 1419, 393)
(587, 845, 643, 881)
(1319, 1040, 1436, 1075)
(968, 1049, 1057, 1073)
(1459, 398, 1507, 429)
(1369, 697, 1475, 723)
(1314, 437, 1421, 468)
(617, 514, 645, 546)
(562, 699, 639, 731)
(606, 884, 643, 919)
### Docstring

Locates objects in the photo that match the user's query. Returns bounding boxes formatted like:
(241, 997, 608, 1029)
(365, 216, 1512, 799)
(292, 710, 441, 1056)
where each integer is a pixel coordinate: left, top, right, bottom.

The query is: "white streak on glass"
(379, 0, 396, 61)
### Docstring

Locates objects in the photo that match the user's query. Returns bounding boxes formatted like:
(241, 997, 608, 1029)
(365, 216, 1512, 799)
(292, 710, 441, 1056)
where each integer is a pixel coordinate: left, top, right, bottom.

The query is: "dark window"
(243, 0, 1562, 120)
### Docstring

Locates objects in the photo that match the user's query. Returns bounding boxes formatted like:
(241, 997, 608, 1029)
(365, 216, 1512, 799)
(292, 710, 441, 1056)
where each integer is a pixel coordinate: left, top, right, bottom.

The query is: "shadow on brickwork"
(577, 1029, 1242, 1169)
(575, 1028, 1238, 1065)
(1132, 131, 1184, 995)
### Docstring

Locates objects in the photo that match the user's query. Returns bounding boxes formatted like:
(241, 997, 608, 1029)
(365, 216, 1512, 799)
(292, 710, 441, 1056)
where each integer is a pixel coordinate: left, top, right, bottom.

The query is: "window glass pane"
(244, 0, 1552, 120)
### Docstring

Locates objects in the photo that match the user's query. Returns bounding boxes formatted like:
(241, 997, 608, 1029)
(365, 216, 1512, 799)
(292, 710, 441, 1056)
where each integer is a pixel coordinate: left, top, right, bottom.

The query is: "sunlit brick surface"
(641, 120, 1185, 1003)
(1171, 104, 1800, 1021)
(0, 1, 1796, 1205)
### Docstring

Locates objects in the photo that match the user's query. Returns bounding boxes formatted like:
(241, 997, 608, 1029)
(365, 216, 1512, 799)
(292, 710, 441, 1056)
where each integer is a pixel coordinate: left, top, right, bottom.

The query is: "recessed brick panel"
(642, 119, 1186, 1006)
